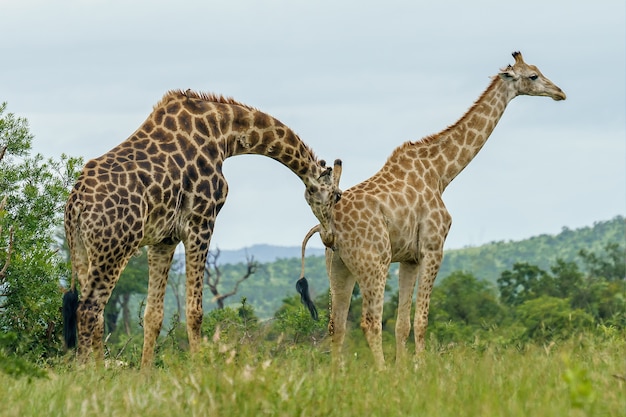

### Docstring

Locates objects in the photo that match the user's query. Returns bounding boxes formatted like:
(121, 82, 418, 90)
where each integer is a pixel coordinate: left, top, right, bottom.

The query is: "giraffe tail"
(62, 287, 79, 349)
(296, 224, 321, 321)
(62, 202, 81, 349)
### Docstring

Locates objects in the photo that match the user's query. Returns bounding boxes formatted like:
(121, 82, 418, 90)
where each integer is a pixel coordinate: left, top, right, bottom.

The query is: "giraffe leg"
(413, 249, 444, 356)
(183, 235, 210, 356)
(76, 297, 95, 363)
(327, 253, 355, 370)
(395, 262, 419, 364)
(359, 280, 386, 370)
(141, 243, 177, 368)
(77, 259, 128, 365)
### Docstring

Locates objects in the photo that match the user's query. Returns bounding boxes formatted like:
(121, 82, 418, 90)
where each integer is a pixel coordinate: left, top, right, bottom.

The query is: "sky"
(1, 0, 624, 252)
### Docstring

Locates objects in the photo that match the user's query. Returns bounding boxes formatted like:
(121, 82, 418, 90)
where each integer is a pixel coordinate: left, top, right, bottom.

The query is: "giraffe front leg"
(328, 254, 355, 370)
(395, 262, 419, 364)
(413, 249, 444, 356)
(184, 238, 209, 356)
(141, 244, 176, 368)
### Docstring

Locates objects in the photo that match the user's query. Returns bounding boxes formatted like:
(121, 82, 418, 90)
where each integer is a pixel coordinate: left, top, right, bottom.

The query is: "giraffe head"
(304, 159, 342, 228)
(498, 51, 566, 101)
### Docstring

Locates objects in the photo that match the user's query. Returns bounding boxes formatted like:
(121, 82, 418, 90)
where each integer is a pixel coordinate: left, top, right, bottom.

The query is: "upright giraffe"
(64, 90, 341, 367)
(298, 52, 566, 369)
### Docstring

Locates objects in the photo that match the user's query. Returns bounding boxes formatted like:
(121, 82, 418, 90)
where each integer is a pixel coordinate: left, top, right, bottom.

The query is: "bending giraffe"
(298, 52, 566, 369)
(63, 90, 341, 367)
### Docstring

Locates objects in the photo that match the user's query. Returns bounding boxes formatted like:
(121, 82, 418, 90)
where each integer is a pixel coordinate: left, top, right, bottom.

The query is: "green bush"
(516, 296, 594, 342)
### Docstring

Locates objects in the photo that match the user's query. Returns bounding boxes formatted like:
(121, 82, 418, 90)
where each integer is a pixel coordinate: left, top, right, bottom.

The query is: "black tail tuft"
(62, 289, 79, 349)
(296, 277, 319, 321)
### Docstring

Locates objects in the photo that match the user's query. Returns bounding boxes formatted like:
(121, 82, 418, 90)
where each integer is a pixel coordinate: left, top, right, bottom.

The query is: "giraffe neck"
(430, 75, 515, 189)
(223, 116, 319, 186)
(167, 91, 322, 187)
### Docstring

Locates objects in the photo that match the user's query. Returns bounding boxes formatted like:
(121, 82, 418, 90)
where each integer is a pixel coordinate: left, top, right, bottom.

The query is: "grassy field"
(2, 334, 624, 417)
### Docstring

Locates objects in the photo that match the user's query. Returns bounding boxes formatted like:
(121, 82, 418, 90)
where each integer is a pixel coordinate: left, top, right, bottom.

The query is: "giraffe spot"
(166, 102, 181, 114)
(153, 108, 166, 125)
(468, 114, 487, 131)
(143, 120, 155, 134)
(253, 111, 272, 129)
(231, 105, 250, 131)
(146, 142, 159, 155)
(194, 118, 211, 137)
(159, 142, 178, 154)
(202, 141, 219, 163)
(179, 111, 193, 133)
(284, 131, 298, 148)
(186, 165, 199, 183)
(196, 179, 211, 195)
(153, 128, 174, 142)
(164, 115, 177, 131)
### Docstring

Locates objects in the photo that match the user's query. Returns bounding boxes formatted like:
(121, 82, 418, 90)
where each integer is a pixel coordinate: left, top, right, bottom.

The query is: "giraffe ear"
(498, 65, 518, 81)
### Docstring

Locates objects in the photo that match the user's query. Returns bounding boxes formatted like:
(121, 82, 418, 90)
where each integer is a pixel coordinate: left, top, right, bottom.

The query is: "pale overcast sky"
(1, 0, 624, 251)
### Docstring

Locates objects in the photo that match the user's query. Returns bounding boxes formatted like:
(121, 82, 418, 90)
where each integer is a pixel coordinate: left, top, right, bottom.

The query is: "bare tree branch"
(205, 249, 257, 309)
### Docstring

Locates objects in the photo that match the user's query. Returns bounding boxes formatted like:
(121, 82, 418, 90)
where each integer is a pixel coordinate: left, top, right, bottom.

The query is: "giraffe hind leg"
(395, 262, 419, 364)
(76, 251, 135, 364)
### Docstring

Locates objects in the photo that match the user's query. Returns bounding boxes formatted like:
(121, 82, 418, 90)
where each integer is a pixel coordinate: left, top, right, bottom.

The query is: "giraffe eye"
(529, 74, 539, 81)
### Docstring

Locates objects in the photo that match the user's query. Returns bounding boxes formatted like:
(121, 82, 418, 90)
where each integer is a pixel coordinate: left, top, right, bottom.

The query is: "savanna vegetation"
(1, 104, 624, 416)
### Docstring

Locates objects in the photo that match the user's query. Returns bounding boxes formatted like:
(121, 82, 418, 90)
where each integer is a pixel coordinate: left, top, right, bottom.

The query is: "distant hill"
(208, 244, 325, 264)
(186, 215, 624, 319)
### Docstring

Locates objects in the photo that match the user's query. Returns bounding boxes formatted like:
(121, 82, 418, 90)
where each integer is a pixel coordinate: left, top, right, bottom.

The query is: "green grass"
(2, 335, 624, 417)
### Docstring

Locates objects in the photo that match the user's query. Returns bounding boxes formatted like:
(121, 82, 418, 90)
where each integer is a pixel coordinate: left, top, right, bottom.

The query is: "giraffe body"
(299, 52, 566, 369)
(64, 90, 339, 367)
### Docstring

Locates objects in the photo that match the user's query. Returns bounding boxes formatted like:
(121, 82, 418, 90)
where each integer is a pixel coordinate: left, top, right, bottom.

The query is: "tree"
(578, 242, 625, 282)
(516, 296, 594, 342)
(430, 271, 503, 326)
(0, 102, 82, 357)
(204, 248, 258, 309)
(497, 262, 552, 306)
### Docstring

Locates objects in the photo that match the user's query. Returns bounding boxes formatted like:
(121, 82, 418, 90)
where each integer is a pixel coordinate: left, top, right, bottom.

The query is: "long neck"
(431, 76, 515, 189)
(200, 104, 322, 188)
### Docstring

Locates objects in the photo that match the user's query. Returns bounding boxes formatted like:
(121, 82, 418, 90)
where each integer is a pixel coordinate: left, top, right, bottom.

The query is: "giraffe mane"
(391, 75, 502, 156)
(157, 89, 259, 111)
(154, 90, 322, 163)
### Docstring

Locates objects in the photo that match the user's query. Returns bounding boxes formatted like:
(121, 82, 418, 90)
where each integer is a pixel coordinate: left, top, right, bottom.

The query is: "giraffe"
(63, 89, 341, 367)
(298, 52, 566, 369)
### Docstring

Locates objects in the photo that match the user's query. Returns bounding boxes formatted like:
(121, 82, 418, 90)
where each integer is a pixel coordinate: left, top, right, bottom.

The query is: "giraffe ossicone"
(63, 89, 341, 367)
(299, 51, 566, 370)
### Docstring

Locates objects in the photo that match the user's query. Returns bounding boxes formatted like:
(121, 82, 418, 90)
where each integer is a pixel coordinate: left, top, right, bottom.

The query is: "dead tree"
(204, 248, 258, 309)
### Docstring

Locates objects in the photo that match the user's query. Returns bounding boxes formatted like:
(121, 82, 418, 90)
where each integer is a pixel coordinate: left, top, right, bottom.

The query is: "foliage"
(515, 296, 594, 342)
(202, 297, 259, 345)
(438, 216, 624, 283)
(272, 294, 328, 344)
(497, 262, 553, 306)
(200, 216, 623, 319)
(0, 332, 47, 380)
(0, 103, 82, 364)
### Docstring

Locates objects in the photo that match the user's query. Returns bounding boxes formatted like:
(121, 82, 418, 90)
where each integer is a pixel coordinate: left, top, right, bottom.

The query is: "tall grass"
(2, 333, 624, 417)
